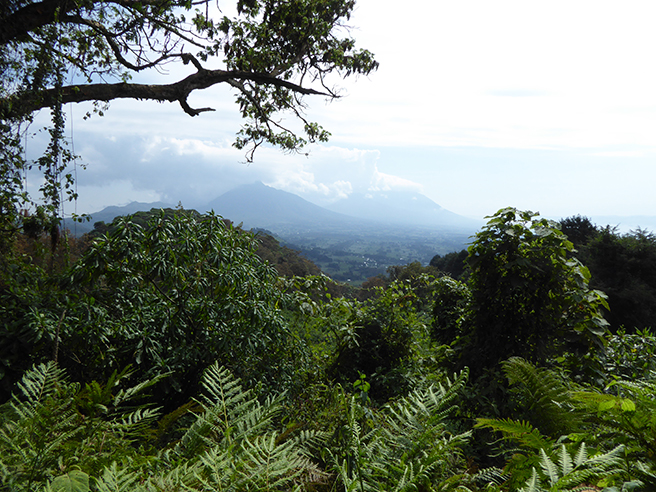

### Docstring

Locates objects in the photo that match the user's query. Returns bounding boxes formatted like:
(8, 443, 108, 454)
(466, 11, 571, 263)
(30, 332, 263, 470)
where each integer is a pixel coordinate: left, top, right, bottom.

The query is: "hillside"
(325, 190, 481, 230)
(74, 183, 479, 283)
(204, 182, 369, 231)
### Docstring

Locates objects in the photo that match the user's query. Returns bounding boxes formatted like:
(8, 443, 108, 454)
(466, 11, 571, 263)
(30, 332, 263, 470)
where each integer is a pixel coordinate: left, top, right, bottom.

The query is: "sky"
(26, 0, 656, 224)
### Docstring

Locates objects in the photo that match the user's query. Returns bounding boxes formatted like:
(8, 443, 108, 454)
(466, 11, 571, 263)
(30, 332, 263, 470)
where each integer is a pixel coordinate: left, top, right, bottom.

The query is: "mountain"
(204, 182, 369, 232)
(203, 182, 477, 283)
(325, 190, 482, 230)
(67, 184, 479, 284)
(64, 201, 173, 235)
(588, 215, 656, 234)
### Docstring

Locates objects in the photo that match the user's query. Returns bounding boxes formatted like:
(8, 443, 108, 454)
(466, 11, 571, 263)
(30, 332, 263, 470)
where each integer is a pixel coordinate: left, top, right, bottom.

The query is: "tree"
(581, 227, 656, 332)
(558, 215, 598, 248)
(429, 249, 468, 279)
(0, 0, 377, 239)
(462, 208, 609, 378)
(0, 210, 307, 407)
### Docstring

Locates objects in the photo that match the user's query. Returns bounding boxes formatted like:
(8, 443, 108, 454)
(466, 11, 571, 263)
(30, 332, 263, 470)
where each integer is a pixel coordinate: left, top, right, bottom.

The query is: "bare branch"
(1, 68, 333, 120)
(60, 14, 180, 71)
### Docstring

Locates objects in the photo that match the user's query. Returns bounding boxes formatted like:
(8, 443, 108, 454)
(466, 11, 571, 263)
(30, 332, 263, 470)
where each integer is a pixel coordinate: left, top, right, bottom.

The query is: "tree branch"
(60, 13, 182, 72)
(1, 0, 177, 45)
(1, 0, 73, 44)
(1, 68, 332, 120)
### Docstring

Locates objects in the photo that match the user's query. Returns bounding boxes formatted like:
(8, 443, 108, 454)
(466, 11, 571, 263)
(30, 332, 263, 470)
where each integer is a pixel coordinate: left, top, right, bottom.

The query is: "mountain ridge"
(73, 182, 482, 235)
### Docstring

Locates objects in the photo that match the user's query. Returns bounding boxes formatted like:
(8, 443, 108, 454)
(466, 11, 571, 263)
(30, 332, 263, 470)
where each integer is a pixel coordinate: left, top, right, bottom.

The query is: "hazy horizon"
(25, 0, 656, 225)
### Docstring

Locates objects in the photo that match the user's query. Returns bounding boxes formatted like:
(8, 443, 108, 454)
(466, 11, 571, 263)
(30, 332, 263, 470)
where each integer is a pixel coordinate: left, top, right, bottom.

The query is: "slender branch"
(60, 14, 179, 71)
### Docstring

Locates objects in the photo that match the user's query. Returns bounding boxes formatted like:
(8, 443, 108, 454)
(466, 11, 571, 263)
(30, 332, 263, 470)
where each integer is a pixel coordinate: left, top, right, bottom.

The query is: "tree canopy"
(0, 0, 377, 242)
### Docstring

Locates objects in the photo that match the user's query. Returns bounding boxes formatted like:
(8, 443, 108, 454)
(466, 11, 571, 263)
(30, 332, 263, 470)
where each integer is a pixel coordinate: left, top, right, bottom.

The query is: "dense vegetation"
(2, 206, 656, 492)
(6, 0, 655, 488)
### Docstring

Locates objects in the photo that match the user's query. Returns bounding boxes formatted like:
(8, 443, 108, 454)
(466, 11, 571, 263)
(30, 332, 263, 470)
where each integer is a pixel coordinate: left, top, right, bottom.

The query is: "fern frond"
(502, 357, 582, 437)
(558, 444, 573, 477)
(16, 362, 66, 404)
(472, 466, 506, 488)
(516, 443, 626, 492)
(145, 461, 197, 492)
(237, 432, 326, 491)
(475, 418, 554, 452)
(199, 362, 248, 410)
(583, 444, 624, 468)
(518, 468, 540, 492)
(329, 373, 472, 492)
(173, 362, 270, 458)
(573, 441, 587, 468)
(111, 407, 160, 439)
(112, 371, 169, 407)
(94, 462, 144, 492)
(539, 448, 558, 487)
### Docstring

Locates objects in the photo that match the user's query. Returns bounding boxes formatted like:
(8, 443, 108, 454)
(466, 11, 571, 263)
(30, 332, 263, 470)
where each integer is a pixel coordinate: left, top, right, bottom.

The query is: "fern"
(329, 370, 473, 492)
(571, 372, 656, 486)
(475, 418, 555, 452)
(0, 362, 82, 491)
(0, 362, 164, 491)
(514, 443, 626, 491)
(172, 361, 280, 459)
(501, 357, 583, 438)
(93, 463, 145, 492)
(167, 362, 328, 491)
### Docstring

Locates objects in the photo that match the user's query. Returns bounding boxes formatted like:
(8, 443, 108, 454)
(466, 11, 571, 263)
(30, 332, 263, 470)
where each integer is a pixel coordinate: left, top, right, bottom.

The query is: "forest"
(2, 206, 656, 492)
(3, 0, 656, 489)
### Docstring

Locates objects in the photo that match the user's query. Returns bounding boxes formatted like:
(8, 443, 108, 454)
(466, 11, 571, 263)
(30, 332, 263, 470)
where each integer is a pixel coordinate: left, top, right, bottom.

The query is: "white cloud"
(27, 0, 656, 220)
(69, 132, 424, 213)
(309, 0, 656, 152)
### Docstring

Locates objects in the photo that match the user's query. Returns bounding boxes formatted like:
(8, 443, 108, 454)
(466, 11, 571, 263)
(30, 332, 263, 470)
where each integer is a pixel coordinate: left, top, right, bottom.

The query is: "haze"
(27, 0, 656, 224)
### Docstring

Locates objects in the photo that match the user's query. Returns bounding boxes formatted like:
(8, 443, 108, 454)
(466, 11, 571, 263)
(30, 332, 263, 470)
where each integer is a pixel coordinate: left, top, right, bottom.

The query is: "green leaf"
(621, 398, 636, 412)
(51, 470, 90, 492)
(598, 399, 616, 412)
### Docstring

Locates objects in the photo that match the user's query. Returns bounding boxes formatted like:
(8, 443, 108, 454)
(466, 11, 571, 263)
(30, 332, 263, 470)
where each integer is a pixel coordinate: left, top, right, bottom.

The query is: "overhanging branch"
(0, 68, 333, 120)
(1, 0, 174, 44)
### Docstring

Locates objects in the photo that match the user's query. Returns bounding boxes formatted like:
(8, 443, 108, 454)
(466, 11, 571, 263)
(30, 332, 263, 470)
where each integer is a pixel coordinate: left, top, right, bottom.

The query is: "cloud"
(590, 150, 646, 158)
(486, 89, 550, 97)
(69, 131, 424, 213)
(266, 145, 423, 204)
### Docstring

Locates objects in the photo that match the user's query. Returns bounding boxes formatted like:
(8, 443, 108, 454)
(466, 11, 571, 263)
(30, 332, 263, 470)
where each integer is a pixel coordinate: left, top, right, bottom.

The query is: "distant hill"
(204, 182, 370, 231)
(588, 215, 656, 234)
(324, 190, 482, 230)
(71, 183, 481, 284)
(64, 201, 173, 235)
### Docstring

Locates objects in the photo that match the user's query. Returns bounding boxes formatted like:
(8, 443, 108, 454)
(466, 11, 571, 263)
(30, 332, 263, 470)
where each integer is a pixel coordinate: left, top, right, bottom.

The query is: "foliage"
(254, 230, 322, 278)
(571, 373, 656, 488)
(463, 208, 609, 378)
(557, 216, 656, 332)
(430, 276, 472, 346)
(602, 328, 656, 382)
(328, 369, 473, 491)
(72, 210, 306, 399)
(516, 443, 628, 492)
(475, 359, 574, 489)
(1, 0, 377, 248)
(0, 361, 328, 492)
(578, 227, 656, 332)
(328, 277, 427, 403)
(500, 358, 584, 439)
(0, 362, 161, 491)
(7, 205, 656, 490)
(162, 361, 328, 491)
(430, 249, 469, 280)
(476, 358, 656, 491)
(559, 215, 599, 248)
(0, 210, 308, 408)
